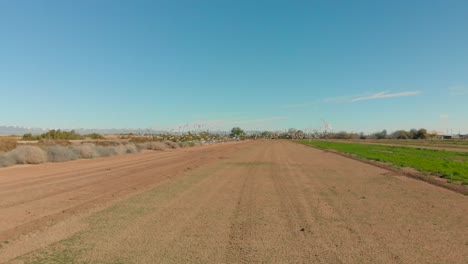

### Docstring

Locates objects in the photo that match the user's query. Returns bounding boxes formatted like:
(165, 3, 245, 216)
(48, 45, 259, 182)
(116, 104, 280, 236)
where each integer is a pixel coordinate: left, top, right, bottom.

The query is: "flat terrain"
(0, 141, 467, 263)
(299, 140, 468, 185)
(331, 139, 468, 152)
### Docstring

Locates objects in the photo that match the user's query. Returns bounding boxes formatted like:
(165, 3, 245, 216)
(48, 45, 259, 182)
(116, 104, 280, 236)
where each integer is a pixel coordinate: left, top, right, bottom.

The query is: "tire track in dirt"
(0, 150, 185, 187)
(225, 146, 265, 263)
(279, 142, 401, 263)
(0, 151, 213, 208)
(0, 142, 248, 244)
(286, 142, 467, 263)
(1, 140, 467, 263)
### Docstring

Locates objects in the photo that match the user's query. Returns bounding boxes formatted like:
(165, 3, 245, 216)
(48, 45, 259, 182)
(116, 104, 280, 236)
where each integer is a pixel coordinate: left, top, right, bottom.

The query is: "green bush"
(22, 130, 85, 141)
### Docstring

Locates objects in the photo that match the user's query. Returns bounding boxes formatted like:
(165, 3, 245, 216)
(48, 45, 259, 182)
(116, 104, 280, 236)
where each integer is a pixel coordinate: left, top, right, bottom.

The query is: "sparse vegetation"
(85, 133, 106, 140)
(0, 139, 17, 152)
(0, 139, 207, 168)
(164, 140, 179, 149)
(126, 131, 230, 143)
(137, 142, 168, 151)
(22, 130, 84, 141)
(22, 130, 107, 141)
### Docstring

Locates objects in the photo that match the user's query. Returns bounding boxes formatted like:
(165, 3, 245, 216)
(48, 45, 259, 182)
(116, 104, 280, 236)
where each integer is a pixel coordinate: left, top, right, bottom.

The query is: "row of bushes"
(22, 130, 105, 141)
(0, 140, 203, 168)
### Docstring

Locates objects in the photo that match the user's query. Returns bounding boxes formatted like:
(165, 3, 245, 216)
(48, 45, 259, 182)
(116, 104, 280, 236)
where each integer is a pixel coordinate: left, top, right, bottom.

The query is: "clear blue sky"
(1, 0, 467, 133)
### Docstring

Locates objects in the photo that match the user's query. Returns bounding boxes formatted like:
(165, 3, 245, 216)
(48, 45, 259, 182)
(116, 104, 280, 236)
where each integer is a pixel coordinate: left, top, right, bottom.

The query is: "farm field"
(0, 140, 467, 263)
(332, 139, 468, 152)
(299, 140, 468, 185)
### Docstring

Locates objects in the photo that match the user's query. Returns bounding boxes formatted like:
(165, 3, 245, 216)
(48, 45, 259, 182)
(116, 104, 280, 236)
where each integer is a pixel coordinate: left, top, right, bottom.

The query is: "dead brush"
(137, 142, 167, 151)
(94, 146, 118, 157)
(0, 139, 17, 152)
(114, 144, 140, 155)
(73, 143, 98, 159)
(163, 140, 179, 149)
(0, 152, 15, 167)
(8, 146, 48, 164)
(47, 146, 79, 162)
(178, 141, 191, 148)
(92, 141, 118, 147)
(129, 137, 151, 143)
(39, 139, 72, 146)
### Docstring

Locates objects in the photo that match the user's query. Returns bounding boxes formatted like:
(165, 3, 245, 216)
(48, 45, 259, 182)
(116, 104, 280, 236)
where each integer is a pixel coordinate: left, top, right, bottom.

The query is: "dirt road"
(0, 141, 467, 263)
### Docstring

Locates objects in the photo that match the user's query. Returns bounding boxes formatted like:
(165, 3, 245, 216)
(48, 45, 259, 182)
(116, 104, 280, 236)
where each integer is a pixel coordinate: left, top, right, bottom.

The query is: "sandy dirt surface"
(0, 141, 467, 263)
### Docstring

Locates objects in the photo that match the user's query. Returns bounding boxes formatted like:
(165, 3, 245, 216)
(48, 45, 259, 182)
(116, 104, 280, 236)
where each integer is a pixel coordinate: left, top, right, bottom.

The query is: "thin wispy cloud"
(439, 114, 449, 120)
(323, 96, 352, 104)
(324, 90, 421, 104)
(350, 91, 421, 102)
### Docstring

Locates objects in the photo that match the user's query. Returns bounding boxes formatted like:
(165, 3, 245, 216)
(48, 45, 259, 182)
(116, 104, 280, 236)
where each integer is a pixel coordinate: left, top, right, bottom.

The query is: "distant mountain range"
(0, 126, 148, 135)
(0, 126, 231, 135)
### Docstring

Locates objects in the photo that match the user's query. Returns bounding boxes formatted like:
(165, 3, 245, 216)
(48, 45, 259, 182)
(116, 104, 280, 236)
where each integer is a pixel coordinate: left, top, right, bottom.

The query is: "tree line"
(233, 128, 439, 140)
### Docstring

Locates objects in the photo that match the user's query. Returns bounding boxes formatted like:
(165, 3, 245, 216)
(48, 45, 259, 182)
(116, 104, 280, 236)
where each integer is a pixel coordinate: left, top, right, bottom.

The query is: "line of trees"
(359, 128, 436, 140)
(244, 128, 438, 140)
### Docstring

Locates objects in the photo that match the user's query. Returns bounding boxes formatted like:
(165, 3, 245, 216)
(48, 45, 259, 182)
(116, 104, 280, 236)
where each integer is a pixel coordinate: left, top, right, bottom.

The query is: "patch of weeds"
(22, 235, 89, 264)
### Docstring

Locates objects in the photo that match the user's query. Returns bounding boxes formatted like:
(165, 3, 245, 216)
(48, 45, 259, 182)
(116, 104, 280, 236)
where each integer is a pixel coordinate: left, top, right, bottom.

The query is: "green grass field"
(352, 139, 468, 149)
(298, 140, 468, 185)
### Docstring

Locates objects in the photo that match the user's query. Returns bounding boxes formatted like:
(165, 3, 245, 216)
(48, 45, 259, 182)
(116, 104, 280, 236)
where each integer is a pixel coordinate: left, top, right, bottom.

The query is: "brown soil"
(0, 140, 467, 263)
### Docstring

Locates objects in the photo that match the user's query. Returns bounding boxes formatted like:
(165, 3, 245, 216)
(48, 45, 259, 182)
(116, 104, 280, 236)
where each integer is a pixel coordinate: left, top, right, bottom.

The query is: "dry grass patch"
(0, 139, 17, 152)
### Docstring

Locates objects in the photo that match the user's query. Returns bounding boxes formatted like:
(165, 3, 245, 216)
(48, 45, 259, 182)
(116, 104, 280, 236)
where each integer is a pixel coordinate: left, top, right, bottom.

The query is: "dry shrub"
(39, 139, 72, 146)
(92, 141, 117, 147)
(190, 141, 202, 147)
(0, 141, 143, 168)
(0, 139, 17, 152)
(95, 146, 117, 157)
(164, 140, 179, 149)
(129, 137, 150, 143)
(138, 142, 167, 151)
(73, 143, 98, 159)
(124, 144, 139, 153)
(113, 145, 127, 155)
(113, 144, 139, 155)
(178, 141, 190, 148)
(47, 146, 79, 162)
(9, 146, 48, 164)
(0, 153, 16, 167)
